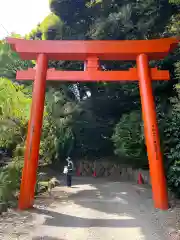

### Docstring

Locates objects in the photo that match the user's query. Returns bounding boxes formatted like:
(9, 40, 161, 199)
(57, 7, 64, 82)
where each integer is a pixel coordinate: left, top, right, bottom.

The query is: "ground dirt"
(0, 177, 180, 240)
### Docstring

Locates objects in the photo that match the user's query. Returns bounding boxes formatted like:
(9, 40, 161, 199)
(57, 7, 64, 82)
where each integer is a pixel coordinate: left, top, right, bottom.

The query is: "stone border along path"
(0, 178, 180, 240)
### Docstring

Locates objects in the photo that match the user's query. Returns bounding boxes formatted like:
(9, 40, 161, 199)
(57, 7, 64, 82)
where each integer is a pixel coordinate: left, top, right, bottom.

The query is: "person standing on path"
(65, 157, 74, 187)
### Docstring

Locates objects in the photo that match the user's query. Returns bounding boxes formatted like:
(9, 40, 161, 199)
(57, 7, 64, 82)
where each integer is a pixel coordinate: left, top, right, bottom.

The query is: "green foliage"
(167, 165, 180, 197)
(165, 13, 180, 36)
(0, 78, 31, 120)
(169, 0, 180, 4)
(40, 88, 77, 163)
(26, 13, 63, 40)
(7, 157, 24, 189)
(49, 0, 175, 40)
(0, 159, 23, 204)
(162, 84, 180, 196)
(0, 77, 31, 149)
(0, 170, 12, 203)
(41, 13, 63, 40)
(86, 0, 102, 7)
(112, 111, 147, 167)
(0, 37, 32, 208)
(0, 41, 33, 79)
(175, 61, 180, 79)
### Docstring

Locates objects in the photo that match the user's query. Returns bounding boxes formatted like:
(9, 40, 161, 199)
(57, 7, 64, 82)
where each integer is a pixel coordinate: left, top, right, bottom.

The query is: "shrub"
(167, 164, 180, 197)
(0, 157, 23, 209)
(112, 110, 148, 168)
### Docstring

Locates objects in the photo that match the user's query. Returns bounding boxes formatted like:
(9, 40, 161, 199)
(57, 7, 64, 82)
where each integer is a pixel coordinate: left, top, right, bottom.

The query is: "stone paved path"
(0, 178, 179, 240)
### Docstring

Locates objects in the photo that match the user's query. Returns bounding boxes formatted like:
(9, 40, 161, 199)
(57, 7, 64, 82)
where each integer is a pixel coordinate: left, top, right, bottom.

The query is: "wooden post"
(18, 54, 48, 210)
(137, 53, 168, 210)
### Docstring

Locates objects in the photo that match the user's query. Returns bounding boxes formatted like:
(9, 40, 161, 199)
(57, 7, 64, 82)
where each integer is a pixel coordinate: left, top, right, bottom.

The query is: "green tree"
(26, 13, 63, 40)
(0, 41, 33, 80)
(0, 77, 31, 151)
(161, 84, 180, 196)
(40, 87, 79, 164)
(112, 111, 147, 167)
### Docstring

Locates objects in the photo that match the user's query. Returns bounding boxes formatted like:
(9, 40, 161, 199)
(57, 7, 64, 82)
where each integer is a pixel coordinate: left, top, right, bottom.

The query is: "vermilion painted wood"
(18, 54, 48, 210)
(16, 67, 170, 81)
(7, 37, 179, 61)
(137, 54, 168, 210)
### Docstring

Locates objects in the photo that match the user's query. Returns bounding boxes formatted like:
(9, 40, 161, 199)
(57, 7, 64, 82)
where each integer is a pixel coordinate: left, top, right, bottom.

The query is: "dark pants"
(66, 174, 72, 187)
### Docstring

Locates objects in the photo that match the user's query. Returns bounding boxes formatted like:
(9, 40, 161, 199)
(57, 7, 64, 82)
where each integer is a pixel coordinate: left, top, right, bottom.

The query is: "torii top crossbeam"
(7, 37, 179, 61)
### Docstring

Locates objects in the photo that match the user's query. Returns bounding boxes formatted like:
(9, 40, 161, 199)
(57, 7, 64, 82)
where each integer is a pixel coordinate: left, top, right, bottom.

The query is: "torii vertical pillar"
(137, 54, 168, 210)
(18, 54, 48, 210)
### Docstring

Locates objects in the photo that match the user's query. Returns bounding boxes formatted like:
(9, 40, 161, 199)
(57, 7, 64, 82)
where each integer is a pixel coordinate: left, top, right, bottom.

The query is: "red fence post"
(18, 54, 48, 210)
(137, 54, 168, 210)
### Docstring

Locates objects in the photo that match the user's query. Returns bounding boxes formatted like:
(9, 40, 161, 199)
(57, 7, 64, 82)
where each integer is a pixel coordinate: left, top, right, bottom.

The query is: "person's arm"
(71, 161, 74, 170)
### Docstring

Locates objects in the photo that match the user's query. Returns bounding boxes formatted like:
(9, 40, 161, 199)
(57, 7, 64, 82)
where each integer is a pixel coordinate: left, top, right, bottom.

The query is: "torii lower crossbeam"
(7, 37, 180, 211)
(16, 67, 169, 82)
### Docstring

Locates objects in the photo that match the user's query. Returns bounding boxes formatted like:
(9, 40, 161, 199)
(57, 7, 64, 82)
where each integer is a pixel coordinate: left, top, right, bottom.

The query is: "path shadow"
(33, 178, 165, 239)
(35, 180, 152, 219)
(33, 237, 65, 240)
(31, 207, 139, 228)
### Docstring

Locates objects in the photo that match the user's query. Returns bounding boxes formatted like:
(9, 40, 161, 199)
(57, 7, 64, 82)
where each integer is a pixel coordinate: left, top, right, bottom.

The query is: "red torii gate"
(7, 37, 179, 211)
